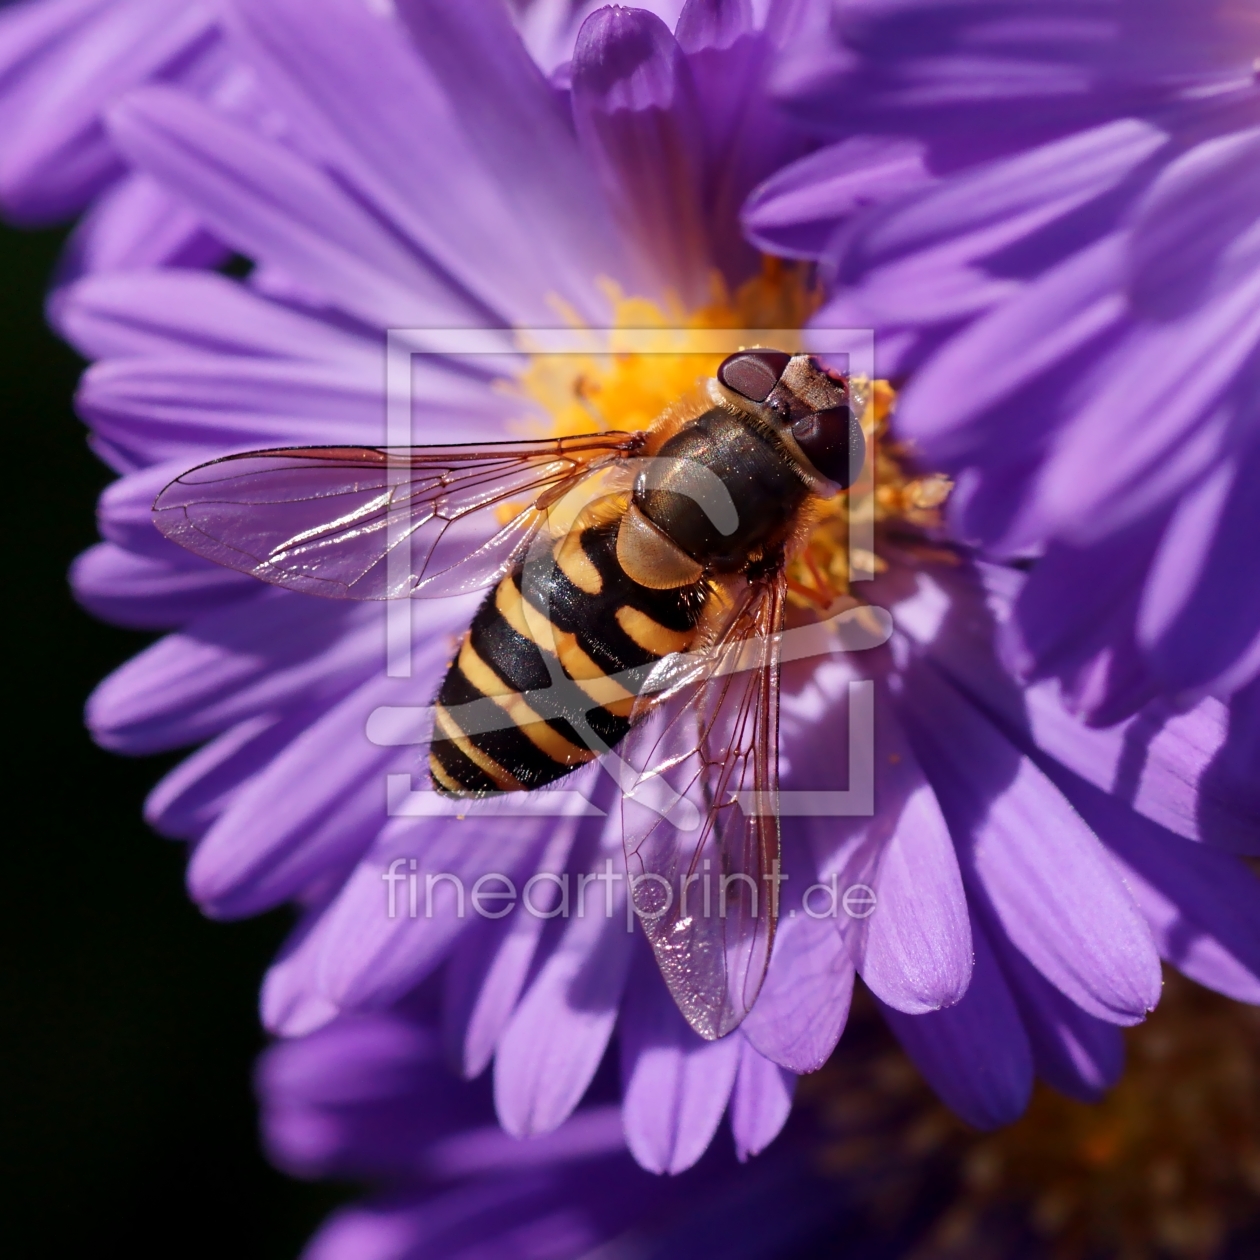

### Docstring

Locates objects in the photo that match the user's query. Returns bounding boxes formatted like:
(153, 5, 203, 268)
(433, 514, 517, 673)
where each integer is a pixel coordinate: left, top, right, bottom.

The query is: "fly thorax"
(628, 409, 810, 573)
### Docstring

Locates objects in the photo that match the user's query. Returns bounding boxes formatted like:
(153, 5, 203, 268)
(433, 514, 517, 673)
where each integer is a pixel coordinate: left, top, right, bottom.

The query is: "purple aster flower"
(0, 0, 235, 273)
(0, 0, 632, 279)
(64, 0, 1260, 1172)
(259, 977, 1260, 1259)
(747, 0, 1260, 728)
(256, 999, 839, 1259)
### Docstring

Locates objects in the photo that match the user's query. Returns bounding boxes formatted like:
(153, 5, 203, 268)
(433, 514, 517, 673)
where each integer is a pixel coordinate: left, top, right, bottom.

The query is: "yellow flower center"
(512, 259, 820, 437)
(508, 260, 951, 610)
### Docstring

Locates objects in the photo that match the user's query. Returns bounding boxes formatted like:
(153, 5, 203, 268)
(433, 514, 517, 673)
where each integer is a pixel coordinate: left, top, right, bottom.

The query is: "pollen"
(511, 258, 822, 439)
(507, 261, 953, 603)
(784, 378, 955, 613)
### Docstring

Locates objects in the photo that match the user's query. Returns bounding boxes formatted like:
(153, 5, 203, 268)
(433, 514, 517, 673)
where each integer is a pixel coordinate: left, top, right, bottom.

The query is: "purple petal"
(78, 356, 384, 464)
(54, 268, 378, 363)
(781, 0, 1256, 143)
(259, 1011, 467, 1179)
(674, 0, 751, 52)
(494, 813, 634, 1136)
(424, 1105, 627, 1178)
(824, 244, 1023, 327)
(280, 805, 586, 1030)
(900, 661, 1161, 1025)
(1032, 308, 1260, 556)
(1138, 445, 1260, 693)
(1127, 125, 1260, 320)
(300, 1175, 630, 1260)
(70, 540, 254, 629)
(676, 0, 806, 282)
(55, 171, 224, 281)
(1040, 687, 1260, 853)
(107, 86, 479, 328)
(96, 459, 212, 559)
(441, 910, 546, 1081)
(85, 588, 387, 753)
(1213, 680, 1260, 819)
(838, 693, 972, 1014)
(187, 644, 454, 918)
(896, 563, 1260, 851)
(619, 945, 741, 1173)
(739, 880, 855, 1072)
(989, 930, 1125, 1102)
(840, 120, 1166, 282)
(1002, 522, 1161, 724)
(1056, 769, 1260, 1004)
(79, 351, 506, 469)
(265, 1012, 628, 1182)
(729, 1036, 794, 1161)
(226, 0, 610, 324)
(297, 1193, 456, 1260)
(442, 825, 579, 1079)
(743, 136, 931, 260)
(145, 708, 319, 841)
(893, 234, 1128, 476)
(262, 902, 346, 1036)
(395, 0, 624, 314)
(77, 344, 505, 474)
(782, 661, 972, 1015)
(571, 6, 710, 304)
(881, 919, 1032, 1131)
(0, 0, 213, 221)
(774, 7, 1075, 141)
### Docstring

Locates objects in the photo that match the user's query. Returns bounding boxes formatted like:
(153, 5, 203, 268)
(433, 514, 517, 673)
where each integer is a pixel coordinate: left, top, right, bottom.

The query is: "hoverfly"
(153, 350, 866, 1040)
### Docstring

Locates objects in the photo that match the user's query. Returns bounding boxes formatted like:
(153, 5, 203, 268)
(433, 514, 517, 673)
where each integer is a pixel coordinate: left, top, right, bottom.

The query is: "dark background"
(1, 225, 344, 1256)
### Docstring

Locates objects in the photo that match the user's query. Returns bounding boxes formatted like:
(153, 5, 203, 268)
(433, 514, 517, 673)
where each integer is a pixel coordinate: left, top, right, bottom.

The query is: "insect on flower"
(152, 350, 867, 1039)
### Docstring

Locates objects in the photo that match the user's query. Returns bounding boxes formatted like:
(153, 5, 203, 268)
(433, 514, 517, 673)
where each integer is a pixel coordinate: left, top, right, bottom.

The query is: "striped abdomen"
(429, 509, 707, 796)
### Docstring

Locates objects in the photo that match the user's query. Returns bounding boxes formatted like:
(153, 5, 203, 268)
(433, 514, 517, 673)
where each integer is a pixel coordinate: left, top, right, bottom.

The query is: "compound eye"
(717, 349, 792, 402)
(791, 405, 866, 488)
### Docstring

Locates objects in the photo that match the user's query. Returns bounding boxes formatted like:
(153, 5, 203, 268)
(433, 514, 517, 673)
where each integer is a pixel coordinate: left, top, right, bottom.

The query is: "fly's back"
(429, 502, 706, 796)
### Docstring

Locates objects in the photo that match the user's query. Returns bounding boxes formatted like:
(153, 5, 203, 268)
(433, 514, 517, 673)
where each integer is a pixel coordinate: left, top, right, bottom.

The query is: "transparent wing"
(618, 574, 785, 1041)
(152, 434, 642, 600)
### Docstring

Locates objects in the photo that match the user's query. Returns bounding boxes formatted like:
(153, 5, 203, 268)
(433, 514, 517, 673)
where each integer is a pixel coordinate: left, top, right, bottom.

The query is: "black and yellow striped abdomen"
(429, 514, 707, 796)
